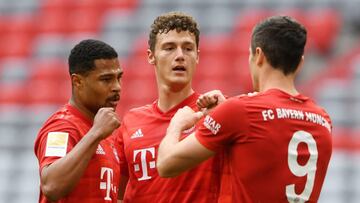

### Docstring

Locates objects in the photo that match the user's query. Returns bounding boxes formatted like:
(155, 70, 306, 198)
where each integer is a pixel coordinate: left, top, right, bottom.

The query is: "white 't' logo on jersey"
(100, 167, 116, 201)
(133, 147, 156, 181)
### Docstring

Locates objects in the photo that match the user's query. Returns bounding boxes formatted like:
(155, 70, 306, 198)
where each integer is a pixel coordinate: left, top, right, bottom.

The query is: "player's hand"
(92, 107, 120, 140)
(169, 106, 203, 132)
(197, 90, 226, 114)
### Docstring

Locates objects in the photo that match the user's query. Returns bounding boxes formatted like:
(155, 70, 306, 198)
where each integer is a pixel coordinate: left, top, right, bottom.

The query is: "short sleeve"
(35, 119, 80, 171)
(195, 98, 249, 152)
(116, 123, 129, 177)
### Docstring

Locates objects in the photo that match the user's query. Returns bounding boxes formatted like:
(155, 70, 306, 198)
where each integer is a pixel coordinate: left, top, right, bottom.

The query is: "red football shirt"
(34, 104, 121, 203)
(117, 93, 227, 203)
(196, 89, 333, 203)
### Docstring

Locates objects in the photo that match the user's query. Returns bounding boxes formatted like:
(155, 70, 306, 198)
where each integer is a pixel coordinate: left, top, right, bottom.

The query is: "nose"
(175, 47, 185, 61)
(112, 80, 121, 93)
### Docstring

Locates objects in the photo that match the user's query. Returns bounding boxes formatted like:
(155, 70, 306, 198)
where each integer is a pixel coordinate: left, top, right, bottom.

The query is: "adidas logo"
(131, 129, 144, 139)
(96, 144, 106, 155)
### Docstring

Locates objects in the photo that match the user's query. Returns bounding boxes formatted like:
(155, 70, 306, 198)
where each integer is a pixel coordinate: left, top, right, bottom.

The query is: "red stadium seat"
(41, 0, 69, 12)
(1, 15, 36, 36)
(233, 9, 272, 36)
(232, 53, 253, 93)
(0, 82, 28, 105)
(200, 35, 233, 58)
(306, 9, 341, 54)
(26, 80, 70, 105)
(29, 60, 69, 82)
(35, 10, 68, 34)
(124, 37, 154, 80)
(197, 55, 232, 80)
(103, 0, 139, 11)
(67, 8, 102, 34)
(0, 33, 32, 57)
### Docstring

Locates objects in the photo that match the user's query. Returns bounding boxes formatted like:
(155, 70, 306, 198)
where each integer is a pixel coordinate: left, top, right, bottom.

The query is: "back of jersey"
(236, 89, 332, 203)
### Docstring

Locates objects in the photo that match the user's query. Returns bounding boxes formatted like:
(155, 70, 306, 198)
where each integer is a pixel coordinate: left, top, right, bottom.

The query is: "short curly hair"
(68, 39, 118, 75)
(148, 11, 200, 51)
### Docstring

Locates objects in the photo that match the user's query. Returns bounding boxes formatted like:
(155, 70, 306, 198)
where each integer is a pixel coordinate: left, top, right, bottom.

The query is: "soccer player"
(34, 39, 123, 203)
(158, 16, 333, 203)
(116, 12, 226, 202)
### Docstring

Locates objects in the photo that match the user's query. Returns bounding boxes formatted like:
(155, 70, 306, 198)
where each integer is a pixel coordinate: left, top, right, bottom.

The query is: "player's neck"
(259, 68, 299, 96)
(69, 96, 96, 121)
(157, 83, 194, 112)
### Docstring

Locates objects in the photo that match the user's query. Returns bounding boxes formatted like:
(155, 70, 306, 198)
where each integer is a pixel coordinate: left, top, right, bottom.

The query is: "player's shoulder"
(126, 103, 153, 115)
(306, 99, 332, 119)
(232, 91, 261, 102)
(40, 106, 78, 132)
(123, 103, 154, 122)
(216, 93, 257, 110)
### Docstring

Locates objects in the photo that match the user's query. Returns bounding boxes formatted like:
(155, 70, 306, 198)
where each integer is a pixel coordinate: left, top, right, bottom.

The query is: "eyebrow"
(99, 70, 123, 78)
(161, 41, 195, 46)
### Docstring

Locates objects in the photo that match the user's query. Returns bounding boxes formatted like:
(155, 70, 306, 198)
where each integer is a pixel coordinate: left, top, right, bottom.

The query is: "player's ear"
(255, 47, 264, 66)
(147, 49, 155, 65)
(294, 55, 305, 76)
(71, 73, 83, 89)
(196, 49, 200, 64)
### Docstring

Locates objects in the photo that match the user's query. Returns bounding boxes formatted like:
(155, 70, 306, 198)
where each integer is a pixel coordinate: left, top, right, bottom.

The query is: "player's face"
(148, 30, 199, 90)
(79, 58, 123, 113)
(248, 47, 259, 91)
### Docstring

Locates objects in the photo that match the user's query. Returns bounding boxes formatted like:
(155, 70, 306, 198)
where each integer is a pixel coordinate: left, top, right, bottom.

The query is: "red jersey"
(34, 104, 120, 203)
(196, 89, 333, 203)
(117, 93, 225, 203)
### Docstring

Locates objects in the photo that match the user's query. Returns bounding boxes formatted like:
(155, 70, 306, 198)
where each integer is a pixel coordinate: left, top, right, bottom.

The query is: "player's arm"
(157, 106, 215, 177)
(40, 108, 120, 201)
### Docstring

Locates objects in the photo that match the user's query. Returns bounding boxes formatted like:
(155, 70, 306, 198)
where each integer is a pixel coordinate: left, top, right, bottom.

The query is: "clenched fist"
(92, 107, 120, 140)
(197, 90, 226, 114)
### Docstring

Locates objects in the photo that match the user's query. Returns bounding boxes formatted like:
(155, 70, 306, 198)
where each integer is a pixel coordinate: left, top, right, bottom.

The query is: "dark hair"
(251, 16, 307, 75)
(68, 39, 118, 75)
(148, 11, 200, 51)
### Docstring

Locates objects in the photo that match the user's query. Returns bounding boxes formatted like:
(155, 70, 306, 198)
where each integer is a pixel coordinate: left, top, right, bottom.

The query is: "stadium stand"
(0, 0, 359, 202)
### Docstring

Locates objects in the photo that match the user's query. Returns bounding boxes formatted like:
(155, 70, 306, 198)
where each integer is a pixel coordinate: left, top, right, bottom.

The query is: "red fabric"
(196, 89, 333, 203)
(116, 93, 228, 203)
(34, 104, 120, 203)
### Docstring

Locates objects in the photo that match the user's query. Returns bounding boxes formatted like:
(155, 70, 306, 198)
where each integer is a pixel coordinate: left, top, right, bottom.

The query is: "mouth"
(172, 65, 186, 72)
(107, 94, 120, 107)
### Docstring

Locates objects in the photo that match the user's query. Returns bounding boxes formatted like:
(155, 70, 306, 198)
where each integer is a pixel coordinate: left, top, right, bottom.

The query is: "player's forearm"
(40, 129, 102, 201)
(157, 126, 182, 177)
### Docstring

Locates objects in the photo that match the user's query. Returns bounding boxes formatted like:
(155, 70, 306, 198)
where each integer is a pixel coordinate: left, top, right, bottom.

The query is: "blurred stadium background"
(0, 0, 359, 202)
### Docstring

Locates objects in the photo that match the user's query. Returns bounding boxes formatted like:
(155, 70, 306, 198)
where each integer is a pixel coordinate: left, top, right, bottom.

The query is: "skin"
(148, 29, 199, 112)
(40, 58, 123, 201)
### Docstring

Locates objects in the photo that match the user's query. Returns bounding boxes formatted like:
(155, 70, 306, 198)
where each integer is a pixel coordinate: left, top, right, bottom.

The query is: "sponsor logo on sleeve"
(203, 115, 221, 135)
(45, 132, 68, 157)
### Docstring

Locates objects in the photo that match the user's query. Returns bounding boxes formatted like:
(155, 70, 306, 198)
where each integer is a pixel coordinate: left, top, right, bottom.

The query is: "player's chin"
(170, 76, 190, 84)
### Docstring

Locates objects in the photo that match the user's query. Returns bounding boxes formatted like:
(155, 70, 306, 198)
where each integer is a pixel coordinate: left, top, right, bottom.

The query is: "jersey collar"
(152, 92, 200, 117)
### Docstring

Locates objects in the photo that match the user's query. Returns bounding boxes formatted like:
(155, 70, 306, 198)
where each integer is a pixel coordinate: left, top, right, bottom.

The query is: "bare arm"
(157, 106, 215, 177)
(40, 108, 120, 201)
